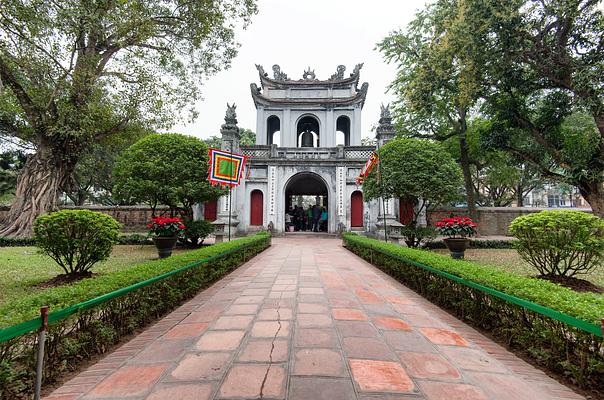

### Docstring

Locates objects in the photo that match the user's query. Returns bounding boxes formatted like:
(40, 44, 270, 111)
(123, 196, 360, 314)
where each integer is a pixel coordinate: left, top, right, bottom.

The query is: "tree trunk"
(0, 147, 72, 238)
(516, 185, 524, 207)
(578, 181, 604, 219)
(459, 134, 478, 220)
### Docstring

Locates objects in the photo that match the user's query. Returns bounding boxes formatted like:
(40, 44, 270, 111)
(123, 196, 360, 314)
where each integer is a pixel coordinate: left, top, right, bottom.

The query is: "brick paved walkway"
(45, 237, 583, 400)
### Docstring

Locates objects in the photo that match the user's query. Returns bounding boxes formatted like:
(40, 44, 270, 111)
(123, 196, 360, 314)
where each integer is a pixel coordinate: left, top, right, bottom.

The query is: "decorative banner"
(208, 148, 247, 187)
(356, 151, 379, 184)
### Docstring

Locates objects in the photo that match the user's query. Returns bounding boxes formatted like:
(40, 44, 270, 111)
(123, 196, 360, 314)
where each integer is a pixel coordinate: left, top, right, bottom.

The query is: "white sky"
(173, 0, 429, 142)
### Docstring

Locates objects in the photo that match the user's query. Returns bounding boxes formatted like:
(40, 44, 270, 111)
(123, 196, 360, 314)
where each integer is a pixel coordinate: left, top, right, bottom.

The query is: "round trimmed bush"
(508, 210, 604, 277)
(33, 210, 122, 275)
(180, 219, 214, 247)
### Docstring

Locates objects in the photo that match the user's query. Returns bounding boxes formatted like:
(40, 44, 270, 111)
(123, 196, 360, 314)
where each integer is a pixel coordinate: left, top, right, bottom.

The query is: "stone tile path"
(45, 237, 583, 400)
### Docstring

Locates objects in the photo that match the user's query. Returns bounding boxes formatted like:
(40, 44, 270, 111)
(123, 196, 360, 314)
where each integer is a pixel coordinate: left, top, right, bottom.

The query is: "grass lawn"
(0, 245, 191, 309)
(434, 248, 604, 290)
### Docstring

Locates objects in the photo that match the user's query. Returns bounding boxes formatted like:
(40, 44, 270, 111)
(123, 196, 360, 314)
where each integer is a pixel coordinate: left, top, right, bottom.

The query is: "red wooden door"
(250, 190, 264, 226)
(351, 191, 363, 227)
(204, 199, 217, 222)
(400, 199, 414, 225)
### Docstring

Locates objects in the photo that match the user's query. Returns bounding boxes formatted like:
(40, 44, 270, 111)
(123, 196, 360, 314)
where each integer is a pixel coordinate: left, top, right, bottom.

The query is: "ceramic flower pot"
(443, 238, 469, 259)
(152, 236, 178, 258)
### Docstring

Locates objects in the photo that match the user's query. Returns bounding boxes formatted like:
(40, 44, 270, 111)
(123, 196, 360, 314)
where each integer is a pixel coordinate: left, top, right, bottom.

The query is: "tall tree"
(378, 1, 489, 219)
(448, 0, 604, 216)
(0, 0, 257, 237)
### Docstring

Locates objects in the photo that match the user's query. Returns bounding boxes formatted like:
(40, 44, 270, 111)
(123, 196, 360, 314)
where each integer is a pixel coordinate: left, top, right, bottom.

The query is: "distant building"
(524, 184, 589, 209)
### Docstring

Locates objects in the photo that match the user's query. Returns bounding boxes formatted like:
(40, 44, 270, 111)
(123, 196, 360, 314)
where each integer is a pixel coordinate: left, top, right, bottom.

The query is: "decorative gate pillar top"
(221, 103, 240, 153)
(376, 103, 396, 147)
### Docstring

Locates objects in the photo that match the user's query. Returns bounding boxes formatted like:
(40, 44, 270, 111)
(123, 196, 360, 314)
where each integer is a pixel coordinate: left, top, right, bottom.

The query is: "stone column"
(283, 108, 291, 147)
(256, 107, 265, 145)
(324, 107, 335, 147)
(213, 104, 241, 241)
(376, 197, 403, 243)
(352, 106, 362, 146)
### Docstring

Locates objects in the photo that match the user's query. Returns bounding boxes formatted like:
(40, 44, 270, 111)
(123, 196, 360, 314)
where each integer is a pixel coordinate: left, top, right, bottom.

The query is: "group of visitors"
(285, 205, 327, 232)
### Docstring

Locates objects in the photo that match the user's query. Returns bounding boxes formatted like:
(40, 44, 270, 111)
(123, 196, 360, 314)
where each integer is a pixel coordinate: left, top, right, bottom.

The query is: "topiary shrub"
(180, 219, 214, 247)
(33, 210, 122, 276)
(508, 210, 604, 277)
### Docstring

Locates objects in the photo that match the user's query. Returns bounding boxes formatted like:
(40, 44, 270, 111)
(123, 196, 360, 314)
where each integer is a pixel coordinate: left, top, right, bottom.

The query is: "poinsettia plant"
(147, 216, 186, 237)
(435, 216, 477, 238)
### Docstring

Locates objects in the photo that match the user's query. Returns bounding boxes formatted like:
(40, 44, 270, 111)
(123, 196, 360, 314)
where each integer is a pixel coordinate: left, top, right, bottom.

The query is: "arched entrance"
(284, 172, 329, 232)
(351, 191, 363, 227)
(250, 190, 264, 226)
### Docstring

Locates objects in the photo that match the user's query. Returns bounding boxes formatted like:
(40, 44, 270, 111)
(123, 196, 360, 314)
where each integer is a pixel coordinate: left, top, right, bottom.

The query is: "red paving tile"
(373, 316, 412, 331)
(420, 327, 469, 346)
(46, 237, 582, 400)
(398, 351, 461, 380)
(219, 364, 285, 398)
(332, 308, 369, 320)
(86, 364, 169, 398)
(349, 359, 415, 393)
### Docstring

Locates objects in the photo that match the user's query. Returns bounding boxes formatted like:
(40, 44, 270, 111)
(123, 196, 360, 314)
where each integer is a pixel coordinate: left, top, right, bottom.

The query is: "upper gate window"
(297, 115, 320, 147)
(267, 115, 281, 146)
(336, 116, 351, 146)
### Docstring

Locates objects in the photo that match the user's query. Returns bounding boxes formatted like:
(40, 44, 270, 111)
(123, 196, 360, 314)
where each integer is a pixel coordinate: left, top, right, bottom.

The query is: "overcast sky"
(173, 0, 429, 142)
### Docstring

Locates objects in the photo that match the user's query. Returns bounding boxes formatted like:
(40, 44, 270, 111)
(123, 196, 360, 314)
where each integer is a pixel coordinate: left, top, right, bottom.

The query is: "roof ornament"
(225, 103, 237, 124)
(330, 65, 346, 80)
(303, 67, 316, 81)
(272, 64, 288, 80)
(255, 64, 267, 77)
(351, 63, 364, 76)
(380, 103, 391, 120)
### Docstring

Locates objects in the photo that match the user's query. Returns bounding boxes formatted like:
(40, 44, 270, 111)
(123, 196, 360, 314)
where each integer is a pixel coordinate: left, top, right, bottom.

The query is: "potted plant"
(435, 216, 477, 259)
(147, 216, 186, 258)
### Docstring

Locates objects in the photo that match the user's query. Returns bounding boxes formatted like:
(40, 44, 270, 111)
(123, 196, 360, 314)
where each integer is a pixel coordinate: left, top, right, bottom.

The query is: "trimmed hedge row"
(0, 233, 154, 247)
(425, 239, 515, 249)
(0, 232, 270, 399)
(343, 233, 604, 391)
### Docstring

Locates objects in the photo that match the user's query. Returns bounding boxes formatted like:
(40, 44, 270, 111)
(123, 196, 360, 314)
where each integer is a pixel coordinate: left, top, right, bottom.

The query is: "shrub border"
(343, 233, 603, 390)
(0, 232, 270, 399)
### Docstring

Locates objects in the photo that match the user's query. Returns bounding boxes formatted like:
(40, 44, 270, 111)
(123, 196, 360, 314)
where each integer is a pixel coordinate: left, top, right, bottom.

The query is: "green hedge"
(425, 239, 515, 249)
(0, 233, 156, 247)
(343, 233, 603, 390)
(0, 232, 270, 399)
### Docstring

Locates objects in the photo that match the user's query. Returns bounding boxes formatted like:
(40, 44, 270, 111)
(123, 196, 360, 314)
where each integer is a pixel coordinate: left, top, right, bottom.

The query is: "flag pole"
(228, 140, 233, 241)
(376, 142, 387, 242)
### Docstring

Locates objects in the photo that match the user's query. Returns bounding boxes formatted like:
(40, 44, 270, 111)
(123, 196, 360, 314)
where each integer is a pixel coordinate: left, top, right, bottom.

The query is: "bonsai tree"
(33, 210, 121, 277)
(362, 138, 463, 247)
(113, 133, 224, 219)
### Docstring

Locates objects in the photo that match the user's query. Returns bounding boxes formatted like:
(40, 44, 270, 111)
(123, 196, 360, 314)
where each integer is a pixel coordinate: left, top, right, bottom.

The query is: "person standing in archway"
(320, 207, 328, 231)
(312, 204, 321, 232)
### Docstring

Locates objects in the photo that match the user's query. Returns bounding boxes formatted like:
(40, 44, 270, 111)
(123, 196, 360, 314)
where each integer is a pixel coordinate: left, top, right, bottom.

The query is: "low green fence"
(343, 233, 603, 391)
(0, 232, 271, 399)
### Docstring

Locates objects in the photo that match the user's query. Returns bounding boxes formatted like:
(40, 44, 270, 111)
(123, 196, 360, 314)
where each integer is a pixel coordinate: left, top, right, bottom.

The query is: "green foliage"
(0, 0, 257, 236)
(343, 233, 604, 389)
(180, 219, 215, 247)
(426, 239, 515, 250)
(113, 133, 224, 216)
(400, 225, 437, 248)
(0, 233, 270, 399)
(509, 211, 604, 277)
(362, 137, 462, 226)
(0, 150, 26, 200)
(33, 210, 121, 275)
(66, 126, 152, 206)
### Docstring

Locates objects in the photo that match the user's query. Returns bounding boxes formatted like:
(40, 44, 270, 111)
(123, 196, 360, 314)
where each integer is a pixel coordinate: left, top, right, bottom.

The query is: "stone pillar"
(256, 107, 265, 145)
(352, 106, 362, 146)
(325, 107, 335, 147)
(213, 104, 241, 240)
(283, 108, 292, 147)
(375, 104, 395, 147)
(376, 197, 403, 243)
(336, 166, 346, 229)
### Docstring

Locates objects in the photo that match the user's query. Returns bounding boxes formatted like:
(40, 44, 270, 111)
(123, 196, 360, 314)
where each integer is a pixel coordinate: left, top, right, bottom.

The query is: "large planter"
(152, 236, 178, 258)
(443, 238, 470, 259)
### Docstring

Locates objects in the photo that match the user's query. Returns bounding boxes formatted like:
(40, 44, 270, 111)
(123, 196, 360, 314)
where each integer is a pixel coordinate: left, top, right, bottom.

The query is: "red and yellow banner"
(356, 151, 379, 184)
(208, 148, 247, 187)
